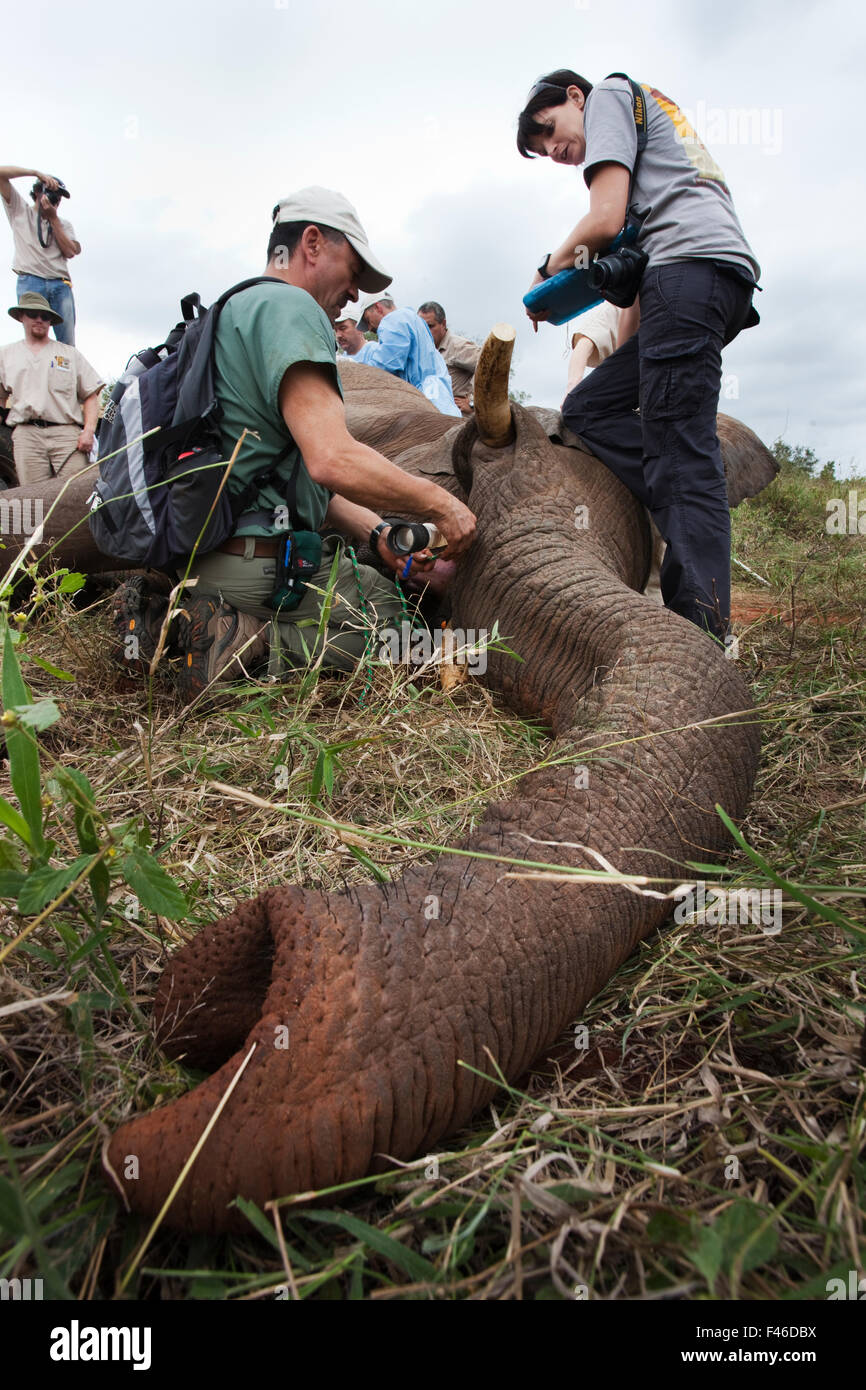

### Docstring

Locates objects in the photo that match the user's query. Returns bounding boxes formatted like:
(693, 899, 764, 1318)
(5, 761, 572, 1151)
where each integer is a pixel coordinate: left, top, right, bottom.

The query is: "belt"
(217, 536, 281, 557)
(16, 418, 68, 429)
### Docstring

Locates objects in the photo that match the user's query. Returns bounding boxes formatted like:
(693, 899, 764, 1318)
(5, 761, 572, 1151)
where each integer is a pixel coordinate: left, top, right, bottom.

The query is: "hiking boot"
(174, 595, 269, 702)
(112, 576, 174, 675)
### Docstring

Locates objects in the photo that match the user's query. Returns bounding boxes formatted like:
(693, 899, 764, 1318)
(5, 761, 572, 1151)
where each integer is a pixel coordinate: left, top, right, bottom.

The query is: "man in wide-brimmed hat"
(0, 165, 81, 345)
(0, 292, 103, 486)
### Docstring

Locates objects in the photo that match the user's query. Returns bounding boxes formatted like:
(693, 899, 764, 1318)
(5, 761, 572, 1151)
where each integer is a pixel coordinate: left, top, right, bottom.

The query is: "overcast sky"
(3, 0, 864, 474)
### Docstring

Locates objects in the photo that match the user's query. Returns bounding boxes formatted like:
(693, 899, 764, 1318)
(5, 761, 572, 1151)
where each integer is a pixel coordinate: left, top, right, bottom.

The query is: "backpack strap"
(176, 276, 310, 531)
(173, 276, 292, 428)
(202, 278, 309, 530)
(228, 445, 304, 529)
(180, 292, 204, 321)
(281, 452, 303, 530)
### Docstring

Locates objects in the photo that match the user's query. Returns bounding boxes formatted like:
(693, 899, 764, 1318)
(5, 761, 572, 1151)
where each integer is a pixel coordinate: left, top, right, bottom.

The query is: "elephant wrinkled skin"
(89, 362, 762, 1232)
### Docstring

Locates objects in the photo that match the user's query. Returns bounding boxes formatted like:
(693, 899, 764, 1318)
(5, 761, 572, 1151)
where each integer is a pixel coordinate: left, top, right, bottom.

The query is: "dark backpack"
(88, 276, 293, 570)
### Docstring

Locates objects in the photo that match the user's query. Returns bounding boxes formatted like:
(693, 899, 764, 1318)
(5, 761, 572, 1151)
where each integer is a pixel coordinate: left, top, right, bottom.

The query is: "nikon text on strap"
(604, 72, 649, 192)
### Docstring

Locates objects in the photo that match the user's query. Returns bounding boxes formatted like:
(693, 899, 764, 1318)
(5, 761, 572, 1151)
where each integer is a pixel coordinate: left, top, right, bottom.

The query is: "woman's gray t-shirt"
(583, 76, 760, 283)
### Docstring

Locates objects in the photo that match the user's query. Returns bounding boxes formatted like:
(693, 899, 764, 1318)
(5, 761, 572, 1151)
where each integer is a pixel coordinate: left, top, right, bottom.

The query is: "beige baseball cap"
(354, 289, 395, 328)
(271, 186, 392, 293)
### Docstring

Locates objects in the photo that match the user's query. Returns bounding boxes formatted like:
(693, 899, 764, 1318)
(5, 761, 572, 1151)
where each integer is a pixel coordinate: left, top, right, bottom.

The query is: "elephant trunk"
(105, 406, 759, 1233)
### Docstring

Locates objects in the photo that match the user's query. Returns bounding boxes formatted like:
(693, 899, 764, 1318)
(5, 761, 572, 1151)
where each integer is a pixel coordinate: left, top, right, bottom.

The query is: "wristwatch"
(537, 254, 552, 280)
(369, 521, 389, 554)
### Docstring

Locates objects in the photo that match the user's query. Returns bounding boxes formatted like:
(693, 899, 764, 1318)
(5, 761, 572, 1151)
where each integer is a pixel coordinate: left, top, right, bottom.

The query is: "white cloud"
(1, 0, 862, 472)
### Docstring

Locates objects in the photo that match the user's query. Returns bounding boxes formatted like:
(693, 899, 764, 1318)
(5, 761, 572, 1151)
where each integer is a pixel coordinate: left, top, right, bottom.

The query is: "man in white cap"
(334, 302, 372, 362)
(354, 293, 462, 417)
(115, 186, 476, 702)
(0, 291, 102, 486)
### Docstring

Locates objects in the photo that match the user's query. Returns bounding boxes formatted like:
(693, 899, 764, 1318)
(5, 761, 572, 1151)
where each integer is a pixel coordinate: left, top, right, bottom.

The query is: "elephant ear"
(716, 414, 779, 507)
(551, 411, 779, 510)
(527, 406, 563, 439)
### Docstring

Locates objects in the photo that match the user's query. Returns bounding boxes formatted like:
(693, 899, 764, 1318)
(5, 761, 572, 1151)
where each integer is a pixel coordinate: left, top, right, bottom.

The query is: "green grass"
(1, 458, 864, 1300)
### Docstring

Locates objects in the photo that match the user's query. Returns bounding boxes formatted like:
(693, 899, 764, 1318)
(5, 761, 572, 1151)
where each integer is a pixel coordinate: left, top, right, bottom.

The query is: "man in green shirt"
(118, 187, 476, 702)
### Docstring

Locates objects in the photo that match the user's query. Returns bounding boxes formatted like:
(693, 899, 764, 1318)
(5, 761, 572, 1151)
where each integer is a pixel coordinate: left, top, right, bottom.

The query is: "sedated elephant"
(0, 329, 777, 1232)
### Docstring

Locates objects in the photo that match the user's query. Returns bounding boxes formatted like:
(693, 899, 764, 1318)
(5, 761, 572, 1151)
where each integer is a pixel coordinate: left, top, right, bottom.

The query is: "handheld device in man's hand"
(386, 522, 445, 556)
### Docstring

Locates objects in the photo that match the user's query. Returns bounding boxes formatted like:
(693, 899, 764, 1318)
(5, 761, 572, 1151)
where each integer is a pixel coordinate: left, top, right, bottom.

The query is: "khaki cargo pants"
(12, 424, 90, 487)
(187, 534, 403, 676)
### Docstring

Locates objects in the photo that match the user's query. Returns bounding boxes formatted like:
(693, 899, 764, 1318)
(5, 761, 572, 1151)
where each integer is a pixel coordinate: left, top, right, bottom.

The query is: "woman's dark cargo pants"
(561, 259, 756, 643)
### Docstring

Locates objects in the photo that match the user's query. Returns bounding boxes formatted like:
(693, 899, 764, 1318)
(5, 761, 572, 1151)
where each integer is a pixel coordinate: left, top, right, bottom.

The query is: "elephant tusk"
(474, 324, 516, 448)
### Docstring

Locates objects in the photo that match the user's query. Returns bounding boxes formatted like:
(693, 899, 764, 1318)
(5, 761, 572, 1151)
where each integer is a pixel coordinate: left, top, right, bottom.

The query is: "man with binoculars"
(518, 71, 761, 644)
(1, 164, 81, 345)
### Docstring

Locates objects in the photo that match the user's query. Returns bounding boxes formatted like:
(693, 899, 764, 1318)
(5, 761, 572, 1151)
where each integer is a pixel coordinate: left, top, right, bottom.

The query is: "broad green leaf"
(17, 856, 94, 915)
(717, 1199, 778, 1274)
(691, 1226, 724, 1291)
(57, 769, 99, 855)
(12, 698, 61, 732)
(323, 754, 335, 796)
(0, 870, 26, 899)
(1, 626, 44, 853)
(57, 572, 86, 594)
(647, 1209, 695, 1247)
(88, 858, 110, 915)
(121, 848, 188, 919)
(301, 1209, 437, 1283)
(0, 838, 23, 873)
(310, 750, 326, 801)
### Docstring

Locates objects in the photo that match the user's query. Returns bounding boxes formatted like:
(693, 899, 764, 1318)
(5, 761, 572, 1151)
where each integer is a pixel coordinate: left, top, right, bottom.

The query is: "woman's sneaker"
(174, 595, 269, 703)
(112, 576, 173, 675)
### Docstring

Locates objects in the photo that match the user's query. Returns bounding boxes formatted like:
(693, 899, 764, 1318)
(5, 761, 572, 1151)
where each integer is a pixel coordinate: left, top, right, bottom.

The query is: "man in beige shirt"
(417, 301, 481, 415)
(0, 292, 103, 486)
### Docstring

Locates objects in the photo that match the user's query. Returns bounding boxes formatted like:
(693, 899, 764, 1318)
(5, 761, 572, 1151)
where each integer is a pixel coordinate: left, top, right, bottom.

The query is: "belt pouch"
(269, 530, 323, 612)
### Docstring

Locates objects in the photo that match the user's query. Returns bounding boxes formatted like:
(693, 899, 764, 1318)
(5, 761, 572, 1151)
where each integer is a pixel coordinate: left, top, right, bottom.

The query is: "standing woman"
(517, 70, 760, 642)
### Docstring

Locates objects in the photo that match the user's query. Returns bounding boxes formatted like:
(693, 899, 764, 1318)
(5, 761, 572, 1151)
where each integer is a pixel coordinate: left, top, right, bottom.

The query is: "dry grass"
(1, 491, 864, 1300)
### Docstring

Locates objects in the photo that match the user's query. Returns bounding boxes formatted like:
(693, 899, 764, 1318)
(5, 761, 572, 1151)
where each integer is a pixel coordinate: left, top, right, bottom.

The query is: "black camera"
(33, 178, 70, 206)
(587, 244, 648, 309)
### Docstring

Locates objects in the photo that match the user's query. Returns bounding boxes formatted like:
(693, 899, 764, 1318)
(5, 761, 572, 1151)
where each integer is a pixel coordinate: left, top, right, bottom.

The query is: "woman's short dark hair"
(516, 70, 593, 158)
